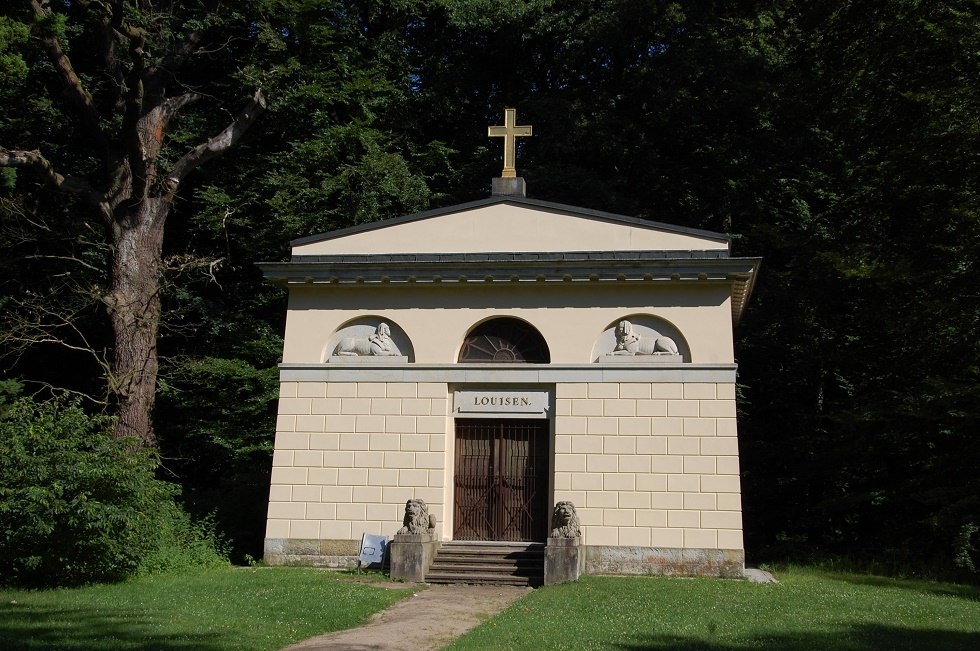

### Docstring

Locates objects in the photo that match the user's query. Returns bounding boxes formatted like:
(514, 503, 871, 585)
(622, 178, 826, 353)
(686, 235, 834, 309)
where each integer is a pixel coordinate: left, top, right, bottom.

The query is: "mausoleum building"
(261, 113, 760, 578)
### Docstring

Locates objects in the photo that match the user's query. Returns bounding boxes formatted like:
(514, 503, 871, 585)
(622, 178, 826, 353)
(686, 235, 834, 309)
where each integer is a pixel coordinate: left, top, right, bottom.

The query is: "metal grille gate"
(453, 419, 549, 542)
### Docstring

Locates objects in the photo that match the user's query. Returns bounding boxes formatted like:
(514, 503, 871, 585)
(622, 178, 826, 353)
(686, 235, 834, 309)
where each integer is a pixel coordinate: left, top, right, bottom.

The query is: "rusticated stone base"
(584, 546, 744, 578)
(263, 538, 360, 568)
(264, 540, 744, 579)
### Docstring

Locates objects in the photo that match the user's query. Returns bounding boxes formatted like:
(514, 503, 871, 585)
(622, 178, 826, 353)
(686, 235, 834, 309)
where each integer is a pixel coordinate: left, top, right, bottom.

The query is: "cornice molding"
(258, 253, 761, 323)
(278, 362, 739, 384)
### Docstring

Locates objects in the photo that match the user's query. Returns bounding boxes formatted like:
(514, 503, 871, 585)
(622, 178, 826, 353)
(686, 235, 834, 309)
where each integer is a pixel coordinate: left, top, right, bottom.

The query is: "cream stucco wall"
(268, 381, 451, 542)
(281, 284, 735, 364)
(266, 380, 742, 553)
(552, 382, 742, 550)
(292, 203, 730, 255)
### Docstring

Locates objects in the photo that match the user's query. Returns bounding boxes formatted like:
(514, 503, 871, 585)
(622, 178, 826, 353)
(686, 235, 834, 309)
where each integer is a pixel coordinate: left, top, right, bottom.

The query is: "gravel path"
(280, 583, 532, 651)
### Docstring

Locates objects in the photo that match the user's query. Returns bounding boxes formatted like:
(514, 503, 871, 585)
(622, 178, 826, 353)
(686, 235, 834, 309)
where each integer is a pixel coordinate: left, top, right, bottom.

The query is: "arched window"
(458, 318, 550, 363)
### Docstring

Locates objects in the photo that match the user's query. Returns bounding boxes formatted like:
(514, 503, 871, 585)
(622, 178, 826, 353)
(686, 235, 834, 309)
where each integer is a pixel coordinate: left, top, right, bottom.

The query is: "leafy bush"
(0, 395, 227, 587)
(138, 504, 229, 576)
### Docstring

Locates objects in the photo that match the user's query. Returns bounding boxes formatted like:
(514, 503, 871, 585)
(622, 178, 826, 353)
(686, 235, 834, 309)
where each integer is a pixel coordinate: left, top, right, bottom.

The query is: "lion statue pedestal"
(389, 499, 440, 582)
(545, 501, 584, 585)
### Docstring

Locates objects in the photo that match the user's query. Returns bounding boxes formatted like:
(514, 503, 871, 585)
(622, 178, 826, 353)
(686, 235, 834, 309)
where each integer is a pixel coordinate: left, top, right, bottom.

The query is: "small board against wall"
(358, 533, 389, 569)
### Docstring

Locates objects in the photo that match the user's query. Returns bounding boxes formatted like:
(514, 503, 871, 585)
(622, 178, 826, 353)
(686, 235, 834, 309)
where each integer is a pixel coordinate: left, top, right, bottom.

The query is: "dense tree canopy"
(1, 0, 977, 575)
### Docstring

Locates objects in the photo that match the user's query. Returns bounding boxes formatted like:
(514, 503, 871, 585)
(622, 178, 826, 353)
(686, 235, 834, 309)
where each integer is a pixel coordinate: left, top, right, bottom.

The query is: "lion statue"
(396, 498, 437, 535)
(612, 319, 679, 356)
(550, 501, 581, 539)
(334, 322, 402, 357)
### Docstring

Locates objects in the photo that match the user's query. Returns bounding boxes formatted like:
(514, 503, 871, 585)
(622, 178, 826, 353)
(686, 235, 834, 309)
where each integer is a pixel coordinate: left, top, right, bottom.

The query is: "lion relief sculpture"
(550, 501, 582, 539)
(333, 322, 402, 357)
(611, 319, 679, 356)
(396, 498, 437, 535)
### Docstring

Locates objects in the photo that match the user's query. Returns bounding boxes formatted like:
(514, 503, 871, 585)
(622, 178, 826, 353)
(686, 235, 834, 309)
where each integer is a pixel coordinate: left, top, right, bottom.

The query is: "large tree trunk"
(0, 2, 266, 448)
(105, 198, 170, 446)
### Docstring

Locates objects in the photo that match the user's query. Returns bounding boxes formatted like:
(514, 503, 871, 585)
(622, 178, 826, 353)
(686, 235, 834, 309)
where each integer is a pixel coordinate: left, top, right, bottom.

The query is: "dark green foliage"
(156, 357, 280, 562)
(0, 395, 227, 587)
(735, 0, 980, 579)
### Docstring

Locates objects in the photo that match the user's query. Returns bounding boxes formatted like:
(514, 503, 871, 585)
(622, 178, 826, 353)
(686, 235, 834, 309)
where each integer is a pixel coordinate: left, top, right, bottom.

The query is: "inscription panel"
(454, 390, 550, 419)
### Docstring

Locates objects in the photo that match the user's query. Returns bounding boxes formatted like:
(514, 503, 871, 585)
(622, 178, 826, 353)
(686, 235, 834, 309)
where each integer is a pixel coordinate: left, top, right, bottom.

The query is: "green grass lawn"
(3, 567, 979, 651)
(0, 567, 412, 651)
(449, 567, 980, 651)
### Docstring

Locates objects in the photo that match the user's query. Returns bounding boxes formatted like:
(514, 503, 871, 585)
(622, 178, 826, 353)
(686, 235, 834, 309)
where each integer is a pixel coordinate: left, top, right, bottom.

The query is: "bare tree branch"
(121, 91, 198, 200)
(0, 148, 91, 195)
(86, 0, 127, 110)
(29, 0, 109, 152)
(24, 380, 109, 408)
(142, 0, 226, 98)
(0, 285, 111, 381)
(0, 148, 112, 220)
(145, 28, 205, 96)
(24, 254, 104, 274)
(0, 196, 49, 236)
(122, 64, 148, 198)
(166, 89, 266, 189)
(162, 92, 201, 118)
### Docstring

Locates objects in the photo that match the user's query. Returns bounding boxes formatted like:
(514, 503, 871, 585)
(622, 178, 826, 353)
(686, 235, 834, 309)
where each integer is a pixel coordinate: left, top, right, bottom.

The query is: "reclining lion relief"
(612, 319, 679, 356)
(396, 498, 437, 535)
(550, 500, 582, 539)
(333, 322, 402, 357)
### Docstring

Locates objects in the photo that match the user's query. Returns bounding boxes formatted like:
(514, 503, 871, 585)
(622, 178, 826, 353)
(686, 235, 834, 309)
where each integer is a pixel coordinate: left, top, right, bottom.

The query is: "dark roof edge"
(288, 250, 734, 263)
(257, 256, 762, 275)
(289, 195, 732, 247)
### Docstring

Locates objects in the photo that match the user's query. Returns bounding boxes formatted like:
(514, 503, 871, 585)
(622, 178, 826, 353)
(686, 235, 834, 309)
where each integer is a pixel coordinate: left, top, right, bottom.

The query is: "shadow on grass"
(616, 623, 980, 651)
(0, 603, 225, 651)
(827, 573, 980, 603)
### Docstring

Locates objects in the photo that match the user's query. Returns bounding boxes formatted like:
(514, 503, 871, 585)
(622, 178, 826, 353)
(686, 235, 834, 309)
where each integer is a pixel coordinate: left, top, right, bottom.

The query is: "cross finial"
(488, 108, 532, 178)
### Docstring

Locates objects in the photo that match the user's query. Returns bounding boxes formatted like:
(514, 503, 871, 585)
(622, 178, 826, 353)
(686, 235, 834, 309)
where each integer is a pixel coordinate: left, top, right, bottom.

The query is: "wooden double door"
(453, 419, 550, 542)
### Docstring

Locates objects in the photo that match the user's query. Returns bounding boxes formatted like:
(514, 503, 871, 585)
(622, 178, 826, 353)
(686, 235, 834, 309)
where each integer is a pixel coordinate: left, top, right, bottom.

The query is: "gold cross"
(488, 108, 532, 178)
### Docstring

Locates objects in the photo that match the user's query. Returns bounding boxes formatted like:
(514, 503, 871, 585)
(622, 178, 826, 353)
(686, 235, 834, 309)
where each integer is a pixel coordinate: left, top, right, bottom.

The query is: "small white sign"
(454, 390, 550, 419)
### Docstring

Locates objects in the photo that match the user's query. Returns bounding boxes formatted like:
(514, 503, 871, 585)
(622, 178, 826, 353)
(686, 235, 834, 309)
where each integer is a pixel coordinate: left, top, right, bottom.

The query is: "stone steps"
(426, 541, 544, 587)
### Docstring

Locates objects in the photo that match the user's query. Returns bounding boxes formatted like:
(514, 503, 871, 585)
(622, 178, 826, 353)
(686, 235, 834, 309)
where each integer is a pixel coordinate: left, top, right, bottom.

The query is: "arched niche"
(324, 317, 414, 362)
(591, 314, 689, 363)
(458, 317, 550, 363)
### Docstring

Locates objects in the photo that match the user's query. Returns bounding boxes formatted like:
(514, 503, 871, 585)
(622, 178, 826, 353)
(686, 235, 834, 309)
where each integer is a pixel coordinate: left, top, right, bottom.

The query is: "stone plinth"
(389, 532, 440, 582)
(600, 354, 683, 364)
(491, 177, 527, 197)
(545, 536, 583, 585)
(328, 355, 409, 364)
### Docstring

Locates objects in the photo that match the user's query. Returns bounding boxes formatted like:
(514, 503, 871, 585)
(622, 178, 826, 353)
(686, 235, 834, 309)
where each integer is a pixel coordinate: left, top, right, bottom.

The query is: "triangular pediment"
(291, 197, 730, 255)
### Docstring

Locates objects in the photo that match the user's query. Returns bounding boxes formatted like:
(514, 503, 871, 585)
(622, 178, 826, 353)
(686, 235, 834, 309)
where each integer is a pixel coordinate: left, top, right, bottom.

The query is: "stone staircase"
(425, 541, 544, 587)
